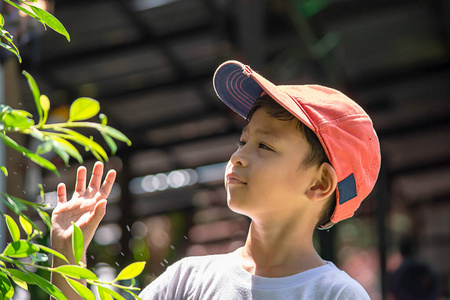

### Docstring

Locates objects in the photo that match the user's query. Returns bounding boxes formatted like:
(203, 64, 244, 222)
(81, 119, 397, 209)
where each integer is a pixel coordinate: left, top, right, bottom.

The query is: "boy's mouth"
(226, 173, 247, 184)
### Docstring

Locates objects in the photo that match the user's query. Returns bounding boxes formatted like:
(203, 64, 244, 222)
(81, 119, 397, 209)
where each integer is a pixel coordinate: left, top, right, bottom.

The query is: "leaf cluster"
(0, 0, 70, 62)
(1, 71, 131, 177)
(0, 2, 142, 299)
(0, 213, 145, 300)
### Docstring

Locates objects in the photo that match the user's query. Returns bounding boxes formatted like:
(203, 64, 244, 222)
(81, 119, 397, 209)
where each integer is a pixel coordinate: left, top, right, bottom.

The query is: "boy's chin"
(226, 197, 251, 217)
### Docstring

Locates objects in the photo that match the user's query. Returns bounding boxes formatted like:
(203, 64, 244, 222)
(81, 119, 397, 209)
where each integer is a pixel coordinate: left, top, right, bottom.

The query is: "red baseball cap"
(213, 60, 381, 225)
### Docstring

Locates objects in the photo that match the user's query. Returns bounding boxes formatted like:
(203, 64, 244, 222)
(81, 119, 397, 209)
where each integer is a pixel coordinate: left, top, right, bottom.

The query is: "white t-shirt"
(139, 248, 370, 300)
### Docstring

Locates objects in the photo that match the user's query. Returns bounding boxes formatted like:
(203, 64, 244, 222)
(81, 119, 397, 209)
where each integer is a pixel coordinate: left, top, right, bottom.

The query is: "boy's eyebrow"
(242, 125, 280, 139)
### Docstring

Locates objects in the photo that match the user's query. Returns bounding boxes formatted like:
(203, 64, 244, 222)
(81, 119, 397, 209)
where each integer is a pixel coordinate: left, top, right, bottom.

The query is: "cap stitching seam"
(286, 93, 318, 131)
(314, 114, 371, 130)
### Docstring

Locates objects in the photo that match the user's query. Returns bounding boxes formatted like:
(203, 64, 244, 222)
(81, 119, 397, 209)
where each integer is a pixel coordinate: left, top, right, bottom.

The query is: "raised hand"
(51, 161, 116, 259)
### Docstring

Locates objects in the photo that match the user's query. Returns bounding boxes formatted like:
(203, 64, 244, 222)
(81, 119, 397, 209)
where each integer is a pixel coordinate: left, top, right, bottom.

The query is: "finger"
(57, 183, 67, 204)
(74, 166, 87, 196)
(88, 161, 104, 192)
(99, 169, 117, 198)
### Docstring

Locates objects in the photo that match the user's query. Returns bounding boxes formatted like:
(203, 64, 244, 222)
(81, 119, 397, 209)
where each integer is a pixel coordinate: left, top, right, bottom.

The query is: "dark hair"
(248, 95, 336, 228)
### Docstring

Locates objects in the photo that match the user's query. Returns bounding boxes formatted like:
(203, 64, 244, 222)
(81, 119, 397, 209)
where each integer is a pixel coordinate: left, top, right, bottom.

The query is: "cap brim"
(213, 60, 314, 129)
(213, 61, 264, 119)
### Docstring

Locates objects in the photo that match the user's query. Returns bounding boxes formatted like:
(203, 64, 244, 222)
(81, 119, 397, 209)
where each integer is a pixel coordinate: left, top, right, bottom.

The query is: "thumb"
(82, 200, 107, 246)
(91, 199, 107, 226)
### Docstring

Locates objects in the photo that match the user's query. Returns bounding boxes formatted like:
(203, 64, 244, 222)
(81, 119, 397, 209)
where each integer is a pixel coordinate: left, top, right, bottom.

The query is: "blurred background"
(1, 0, 450, 299)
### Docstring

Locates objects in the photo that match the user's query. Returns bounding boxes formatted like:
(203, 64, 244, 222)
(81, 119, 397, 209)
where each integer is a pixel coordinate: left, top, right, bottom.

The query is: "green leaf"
(0, 40, 22, 63)
(55, 128, 108, 162)
(72, 222, 84, 265)
(22, 71, 42, 122)
(51, 136, 83, 163)
(114, 261, 146, 281)
(10, 276, 28, 291)
(3, 193, 45, 210)
(0, 166, 7, 176)
(9, 109, 33, 118)
(68, 98, 100, 122)
(39, 94, 50, 125)
(65, 278, 96, 300)
(37, 209, 52, 229)
(97, 286, 114, 300)
(4, 215, 20, 242)
(0, 13, 5, 27)
(19, 214, 41, 233)
(28, 5, 70, 41)
(101, 132, 117, 155)
(3, 241, 39, 258)
(2, 195, 39, 222)
(6, 268, 29, 290)
(53, 266, 98, 280)
(2, 200, 42, 236)
(101, 126, 132, 146)
(6, 194, 30, 211)
(27, 272, 68, 300)
(99, 286, 126, 300)
(0, 29, 14, 42)
(0, 270, 14, 300)
(19, 215, 33, 237)
(2, 113, 34, 128)
(38, 184, 45, 203)
(0, 132, 59, 176)
(1, 198, 22, 216)
(38, 245, 69, 264)
(36, 141, 53, 155)
(6, 268, 34, 284)
(50, 140, 70, 165)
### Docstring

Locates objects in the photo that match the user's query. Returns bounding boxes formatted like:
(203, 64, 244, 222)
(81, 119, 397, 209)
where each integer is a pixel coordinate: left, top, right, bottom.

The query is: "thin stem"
(15, 260, 52, 271)
(85, 279, 141, 291)
(2, 121, 102, 134)
(40, 122, 102, 130)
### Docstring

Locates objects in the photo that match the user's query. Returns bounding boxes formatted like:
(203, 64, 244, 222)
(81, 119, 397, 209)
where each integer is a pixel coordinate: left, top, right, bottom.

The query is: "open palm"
(51, 162, 116, 256)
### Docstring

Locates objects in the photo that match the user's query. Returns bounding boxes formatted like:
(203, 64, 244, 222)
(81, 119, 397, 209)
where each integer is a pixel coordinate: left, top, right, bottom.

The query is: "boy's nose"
(230, 147, 248, 167)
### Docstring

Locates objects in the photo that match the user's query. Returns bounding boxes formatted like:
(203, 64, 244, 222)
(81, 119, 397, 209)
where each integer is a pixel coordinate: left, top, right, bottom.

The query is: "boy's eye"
(237, 140, 246, 147)
(258, 143, 272, 151)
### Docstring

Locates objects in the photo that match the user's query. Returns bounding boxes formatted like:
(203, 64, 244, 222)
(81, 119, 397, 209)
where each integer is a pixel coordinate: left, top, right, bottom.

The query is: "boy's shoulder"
(309, 262, 370, 299)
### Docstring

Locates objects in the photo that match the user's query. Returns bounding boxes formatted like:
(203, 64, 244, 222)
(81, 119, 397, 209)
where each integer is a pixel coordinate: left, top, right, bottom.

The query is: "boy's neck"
(240, 220, 325, 278)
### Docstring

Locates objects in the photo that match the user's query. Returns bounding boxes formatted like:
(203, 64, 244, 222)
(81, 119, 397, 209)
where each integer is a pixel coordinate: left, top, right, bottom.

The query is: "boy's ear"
(306, 163, 337, 202)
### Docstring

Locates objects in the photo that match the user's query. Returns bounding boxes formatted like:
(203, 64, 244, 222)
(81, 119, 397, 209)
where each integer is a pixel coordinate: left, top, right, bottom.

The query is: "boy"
(51, 60, 381, 299)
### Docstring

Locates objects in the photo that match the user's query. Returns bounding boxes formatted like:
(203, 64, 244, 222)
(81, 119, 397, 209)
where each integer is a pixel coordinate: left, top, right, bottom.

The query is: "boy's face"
(224, 107, 319, 221)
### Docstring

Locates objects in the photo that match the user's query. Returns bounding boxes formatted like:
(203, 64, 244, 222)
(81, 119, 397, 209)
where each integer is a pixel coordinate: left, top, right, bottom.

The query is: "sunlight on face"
(224, 108, 316, 221)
